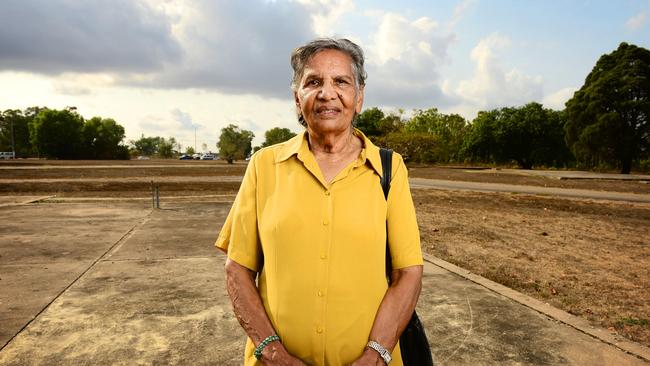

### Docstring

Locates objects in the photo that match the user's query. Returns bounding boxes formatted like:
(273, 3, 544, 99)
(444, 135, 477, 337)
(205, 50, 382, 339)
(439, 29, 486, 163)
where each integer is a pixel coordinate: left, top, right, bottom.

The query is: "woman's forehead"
(302, 49, 354, 77)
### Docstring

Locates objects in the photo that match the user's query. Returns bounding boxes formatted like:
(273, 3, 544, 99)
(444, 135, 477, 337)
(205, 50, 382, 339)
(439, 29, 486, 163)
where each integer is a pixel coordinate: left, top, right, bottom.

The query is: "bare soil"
(413, 189, 650, 347)
(1, 159, 649, 347)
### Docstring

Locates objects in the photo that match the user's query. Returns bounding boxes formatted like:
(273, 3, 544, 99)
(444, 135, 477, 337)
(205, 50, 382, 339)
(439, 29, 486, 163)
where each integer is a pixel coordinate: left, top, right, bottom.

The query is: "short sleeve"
(215, 154, 262, 272)
(386, 154, 423, 269)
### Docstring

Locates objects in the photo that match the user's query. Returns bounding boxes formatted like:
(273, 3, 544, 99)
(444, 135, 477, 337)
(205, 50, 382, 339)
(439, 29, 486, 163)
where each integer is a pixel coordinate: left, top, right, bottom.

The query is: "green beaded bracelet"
(254, 334, 281, 360)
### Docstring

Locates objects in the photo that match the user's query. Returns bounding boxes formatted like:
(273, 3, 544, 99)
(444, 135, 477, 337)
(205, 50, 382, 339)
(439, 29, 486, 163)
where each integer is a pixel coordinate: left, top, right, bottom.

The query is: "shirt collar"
(275, 128, 383, 176)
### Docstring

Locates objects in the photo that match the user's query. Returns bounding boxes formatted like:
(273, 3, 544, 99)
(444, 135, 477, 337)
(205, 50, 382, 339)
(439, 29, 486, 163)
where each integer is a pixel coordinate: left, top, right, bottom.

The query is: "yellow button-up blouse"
(215, 129, 423, 366)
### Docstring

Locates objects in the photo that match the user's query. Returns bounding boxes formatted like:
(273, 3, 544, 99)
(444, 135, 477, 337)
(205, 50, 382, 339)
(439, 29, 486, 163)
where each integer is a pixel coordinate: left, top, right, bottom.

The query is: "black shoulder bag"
(380, 148, 434, 366)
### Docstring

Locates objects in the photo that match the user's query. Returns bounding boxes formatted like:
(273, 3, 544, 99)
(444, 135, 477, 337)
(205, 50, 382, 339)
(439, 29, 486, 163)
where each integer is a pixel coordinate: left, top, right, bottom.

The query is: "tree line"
(355, 42, 649, 174)
(1, 107, 130, 159)
(1, 42, 647, 173)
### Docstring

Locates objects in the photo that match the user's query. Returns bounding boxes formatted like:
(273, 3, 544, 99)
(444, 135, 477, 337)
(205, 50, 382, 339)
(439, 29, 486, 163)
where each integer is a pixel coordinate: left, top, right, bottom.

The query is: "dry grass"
(413, 189, 650, 346)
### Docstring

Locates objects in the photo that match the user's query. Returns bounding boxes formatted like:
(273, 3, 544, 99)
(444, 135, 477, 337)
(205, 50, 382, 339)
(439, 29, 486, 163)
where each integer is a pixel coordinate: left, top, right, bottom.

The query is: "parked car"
(179, 154, 192, 160)
(136, 155, 150, 160)
(200, 153, 216, 160)
(192, 153, 201, 160)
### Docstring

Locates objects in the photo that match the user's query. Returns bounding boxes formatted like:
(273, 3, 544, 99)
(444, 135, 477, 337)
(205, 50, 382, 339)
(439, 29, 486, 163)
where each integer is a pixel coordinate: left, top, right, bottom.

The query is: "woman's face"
(294, 49, 364, 135)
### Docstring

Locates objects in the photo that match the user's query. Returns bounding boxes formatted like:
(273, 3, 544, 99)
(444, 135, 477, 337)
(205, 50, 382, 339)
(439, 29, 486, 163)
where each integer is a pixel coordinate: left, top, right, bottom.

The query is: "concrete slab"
(106, 202, 232, 261)
(1, 201, 648, 365)
(0, 203, 150, 347)
(0, 257, 243, 366)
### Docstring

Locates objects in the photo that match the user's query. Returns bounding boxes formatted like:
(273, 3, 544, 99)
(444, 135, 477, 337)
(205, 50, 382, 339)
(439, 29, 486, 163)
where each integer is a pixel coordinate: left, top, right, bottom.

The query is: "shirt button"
(322, 219, 329, 225)
(317, 290, 323, 297)
(320, 254, 326, 260)
(316, 327, 323, 334)
(325, 190, 331, 196)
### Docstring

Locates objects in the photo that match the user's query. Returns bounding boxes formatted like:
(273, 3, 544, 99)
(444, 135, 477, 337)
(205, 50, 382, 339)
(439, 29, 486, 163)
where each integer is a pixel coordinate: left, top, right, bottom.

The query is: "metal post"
(10, 118, 15, 159)
(151, 181, 155, 208)
(155, 185, 160, 209)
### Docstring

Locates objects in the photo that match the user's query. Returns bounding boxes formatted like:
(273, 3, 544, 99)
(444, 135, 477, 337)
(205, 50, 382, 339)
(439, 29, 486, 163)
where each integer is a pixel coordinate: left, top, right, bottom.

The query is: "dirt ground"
(1, 159, 649, 348)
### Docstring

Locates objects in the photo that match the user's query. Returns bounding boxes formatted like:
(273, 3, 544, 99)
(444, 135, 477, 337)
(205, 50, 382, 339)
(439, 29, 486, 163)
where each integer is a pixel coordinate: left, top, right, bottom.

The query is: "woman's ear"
(294, 90, 301, 110)
(355, 86, 365, 114)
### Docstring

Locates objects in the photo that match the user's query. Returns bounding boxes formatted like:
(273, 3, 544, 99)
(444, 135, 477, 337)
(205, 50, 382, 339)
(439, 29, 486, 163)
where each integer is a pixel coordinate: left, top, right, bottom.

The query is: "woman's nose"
(317, 81, 337, 100)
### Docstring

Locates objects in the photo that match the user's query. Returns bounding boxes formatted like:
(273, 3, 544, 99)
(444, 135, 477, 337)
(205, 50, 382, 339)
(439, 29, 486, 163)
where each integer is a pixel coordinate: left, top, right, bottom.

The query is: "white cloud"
(625, 11, 648, 31)
(455, 33, 543, 110)
(363, 11, 458, 109)
(542, 87, 577, 110)
(449, 0, 477, 28)
(296, 0, 356, 37)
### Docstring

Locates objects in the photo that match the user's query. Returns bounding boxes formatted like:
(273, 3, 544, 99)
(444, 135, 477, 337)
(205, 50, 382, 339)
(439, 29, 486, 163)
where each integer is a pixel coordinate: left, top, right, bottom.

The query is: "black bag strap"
(380, 148, 393, 200)
(379, 148, 393, 280)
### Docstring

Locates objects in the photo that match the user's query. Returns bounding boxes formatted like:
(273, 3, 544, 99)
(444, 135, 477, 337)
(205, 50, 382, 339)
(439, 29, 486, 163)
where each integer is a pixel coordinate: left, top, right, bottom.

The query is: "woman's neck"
(307, 126, 357, 155)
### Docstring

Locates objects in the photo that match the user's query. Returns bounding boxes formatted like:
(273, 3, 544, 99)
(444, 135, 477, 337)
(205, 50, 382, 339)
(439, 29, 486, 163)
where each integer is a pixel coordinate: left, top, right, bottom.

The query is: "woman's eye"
(307, 80, 320, 86)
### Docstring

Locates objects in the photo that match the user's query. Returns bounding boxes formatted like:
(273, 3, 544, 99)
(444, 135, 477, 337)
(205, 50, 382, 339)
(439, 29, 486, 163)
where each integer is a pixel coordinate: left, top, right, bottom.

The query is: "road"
(409, 177, 650, 203)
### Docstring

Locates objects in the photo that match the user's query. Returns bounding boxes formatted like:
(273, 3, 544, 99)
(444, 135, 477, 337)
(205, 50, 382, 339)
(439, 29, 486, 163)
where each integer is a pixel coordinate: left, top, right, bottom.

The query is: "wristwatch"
(366, 340, 392, 364)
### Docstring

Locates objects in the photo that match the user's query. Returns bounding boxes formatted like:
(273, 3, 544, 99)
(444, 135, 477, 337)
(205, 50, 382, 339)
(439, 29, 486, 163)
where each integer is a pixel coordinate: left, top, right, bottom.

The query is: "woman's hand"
(349, 348, 385, 366)
(261, 343, 308, 366)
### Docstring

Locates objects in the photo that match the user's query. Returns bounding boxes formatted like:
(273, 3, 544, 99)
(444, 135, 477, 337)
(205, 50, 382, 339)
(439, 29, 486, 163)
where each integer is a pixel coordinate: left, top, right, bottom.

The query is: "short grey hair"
(290, 38, 367, 91)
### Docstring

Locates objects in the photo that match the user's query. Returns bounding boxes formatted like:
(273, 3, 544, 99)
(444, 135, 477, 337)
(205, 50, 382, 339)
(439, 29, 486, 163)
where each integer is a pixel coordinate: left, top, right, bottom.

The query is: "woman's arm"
(350, 265, 423, 365)
(225, 258, 306, 365)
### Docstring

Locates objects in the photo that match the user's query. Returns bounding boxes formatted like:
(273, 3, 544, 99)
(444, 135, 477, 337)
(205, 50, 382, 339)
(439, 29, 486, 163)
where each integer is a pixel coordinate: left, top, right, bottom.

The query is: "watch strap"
(367, 340, 392, 364)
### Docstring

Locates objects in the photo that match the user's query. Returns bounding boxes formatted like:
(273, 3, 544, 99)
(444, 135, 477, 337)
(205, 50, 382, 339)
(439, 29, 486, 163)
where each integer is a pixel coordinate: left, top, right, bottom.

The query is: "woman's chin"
(307, 119, 352, 134)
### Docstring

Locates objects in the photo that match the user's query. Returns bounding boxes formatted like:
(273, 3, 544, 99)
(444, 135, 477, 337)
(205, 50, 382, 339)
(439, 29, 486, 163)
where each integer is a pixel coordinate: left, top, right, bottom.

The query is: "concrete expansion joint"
(422, 253, 650, 363)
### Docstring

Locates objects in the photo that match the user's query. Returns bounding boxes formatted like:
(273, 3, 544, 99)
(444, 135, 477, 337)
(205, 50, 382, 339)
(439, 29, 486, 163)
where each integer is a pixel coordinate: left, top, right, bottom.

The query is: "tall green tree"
(463, 103, 571, 169)
(0, 107, 44, 157)
(261, 127, 296, 148)
(81, 117, 127, 159)
(29, 108, 84, 159)
(404, 108, 469, 162)
(131, 135, 162, 156)
(355, 107, 403, 139)
(157, 137, 178, 158)
(565, 42, 650, 173)
(218, 124, 254, 164)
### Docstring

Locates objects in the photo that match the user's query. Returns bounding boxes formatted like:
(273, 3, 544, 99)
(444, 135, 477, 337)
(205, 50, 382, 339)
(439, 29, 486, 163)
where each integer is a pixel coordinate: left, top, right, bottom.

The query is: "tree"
(29, 108, 84, 159)
(376, 132, 442, 163)
(404, 108, 469, 162)
(0, 107, 45, 158)
(81, 117, 127, 159)
(185, 146, 196, 155)
(355, 107, 404, 139)
(218, 124, 254, 163)
(261, 127, 296, 148)
(355, 107, 385, 137)
(565, 42, 650, 173)
(462, 103, 572, 169)
(157, 137, 177, 158)
(131, 135, 162, 156)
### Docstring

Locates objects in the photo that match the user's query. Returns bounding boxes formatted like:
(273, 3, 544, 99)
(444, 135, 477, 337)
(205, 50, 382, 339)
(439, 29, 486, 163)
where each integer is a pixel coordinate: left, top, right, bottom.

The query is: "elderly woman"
(215, 38, 423, 365)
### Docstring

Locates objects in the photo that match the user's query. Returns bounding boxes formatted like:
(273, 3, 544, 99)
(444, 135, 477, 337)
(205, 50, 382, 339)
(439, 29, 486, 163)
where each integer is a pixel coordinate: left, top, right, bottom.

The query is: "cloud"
(0, 0, 182, 74)
(53, 83, 92, 96)
(296, 0, 356, 37)
(455, 33, 543, 110)
(363, 12, 458, 109)
(138, 108, 202, 136)
(131, 0, 316, 99)
(171, 108, 203, 130)
(625, 11, 648, 31)
(542, 87, 577, 110)
(449, 0, 477, 28)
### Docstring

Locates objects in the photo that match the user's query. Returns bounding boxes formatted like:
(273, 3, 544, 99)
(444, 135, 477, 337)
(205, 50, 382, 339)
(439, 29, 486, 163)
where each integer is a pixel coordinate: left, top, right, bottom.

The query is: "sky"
(1, 0, 649, 151)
